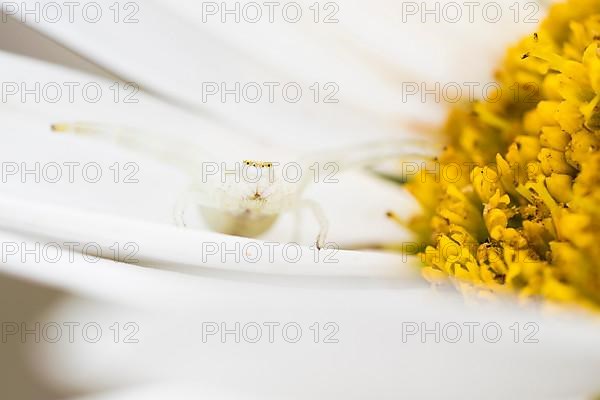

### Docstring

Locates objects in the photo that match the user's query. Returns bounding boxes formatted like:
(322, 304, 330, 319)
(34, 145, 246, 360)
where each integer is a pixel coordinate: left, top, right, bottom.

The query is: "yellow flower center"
(402, 0, 600, 310)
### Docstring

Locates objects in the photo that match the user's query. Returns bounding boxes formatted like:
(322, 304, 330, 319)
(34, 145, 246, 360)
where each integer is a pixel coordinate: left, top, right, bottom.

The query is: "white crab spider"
(51, 122, 437, 249)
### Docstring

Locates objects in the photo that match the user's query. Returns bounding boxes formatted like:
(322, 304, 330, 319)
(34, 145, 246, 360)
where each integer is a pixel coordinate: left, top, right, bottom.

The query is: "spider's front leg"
(297, 198, 329, 250)
(173, 185, 208, 228)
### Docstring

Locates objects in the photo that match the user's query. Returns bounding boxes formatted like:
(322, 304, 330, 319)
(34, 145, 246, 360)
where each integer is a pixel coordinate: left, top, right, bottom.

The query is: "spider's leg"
(299, 199, 329, 250)
(51, 121, 213, 174)
(173, 190, 190, 228)
(294, 138, 441, 195)
(173, 186, 209, 228)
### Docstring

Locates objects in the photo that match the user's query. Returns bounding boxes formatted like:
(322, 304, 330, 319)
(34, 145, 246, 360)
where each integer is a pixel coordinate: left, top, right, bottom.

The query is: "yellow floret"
(398, 0, 600, 311)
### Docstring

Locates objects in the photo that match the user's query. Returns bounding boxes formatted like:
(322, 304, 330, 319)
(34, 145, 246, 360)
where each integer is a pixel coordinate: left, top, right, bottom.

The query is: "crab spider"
(51, 122, 438, 249)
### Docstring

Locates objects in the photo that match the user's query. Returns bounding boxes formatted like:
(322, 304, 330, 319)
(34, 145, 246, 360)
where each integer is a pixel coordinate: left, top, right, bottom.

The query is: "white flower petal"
(325, 0, 554, 83)
(11, 0, 446, 148)
(23, 285, 600, 398)
(0, 195, 421, 279)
